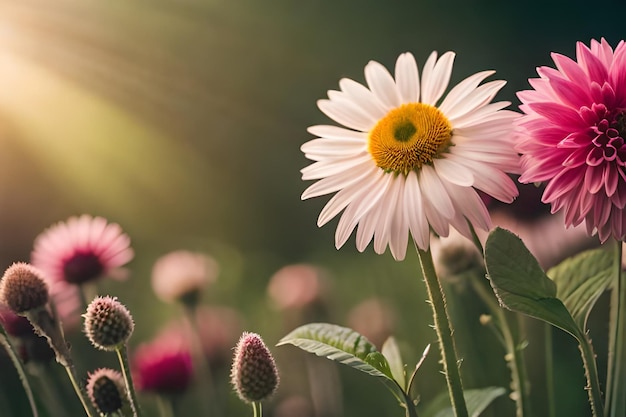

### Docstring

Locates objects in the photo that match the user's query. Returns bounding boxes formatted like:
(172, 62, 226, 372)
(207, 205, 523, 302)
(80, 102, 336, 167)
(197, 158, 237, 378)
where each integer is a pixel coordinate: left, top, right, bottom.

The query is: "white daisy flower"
(301, 51, 520, 260)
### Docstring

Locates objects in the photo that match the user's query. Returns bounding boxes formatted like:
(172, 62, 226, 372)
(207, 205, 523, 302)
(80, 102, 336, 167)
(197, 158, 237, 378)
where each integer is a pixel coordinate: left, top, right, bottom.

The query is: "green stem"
(401, 389, 419, 417)
(469, 276, 531, 417)
(155, 396, 174, 417)
(578, 331, 605, 417)
(0, 329, 39, 417)
(116, 345, 142, 417)
(545, 323, 556, 417)
(64, 364, 96, 417)
(416, 246, 469, 417)
(607, 240, 625, 417)
(252, 401, 262, 417)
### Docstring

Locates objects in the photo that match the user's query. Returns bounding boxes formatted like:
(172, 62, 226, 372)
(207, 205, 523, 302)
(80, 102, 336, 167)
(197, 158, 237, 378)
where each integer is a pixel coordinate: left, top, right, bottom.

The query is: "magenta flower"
(31, 215, 134, 285)
(516, 38, 626, 242)
(132, 329, 194, 394)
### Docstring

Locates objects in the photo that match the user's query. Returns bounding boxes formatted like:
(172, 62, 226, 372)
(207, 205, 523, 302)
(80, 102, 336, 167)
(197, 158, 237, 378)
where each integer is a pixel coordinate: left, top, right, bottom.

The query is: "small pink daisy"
(516, 38, 626, 242)
(31, 215, 134, 285)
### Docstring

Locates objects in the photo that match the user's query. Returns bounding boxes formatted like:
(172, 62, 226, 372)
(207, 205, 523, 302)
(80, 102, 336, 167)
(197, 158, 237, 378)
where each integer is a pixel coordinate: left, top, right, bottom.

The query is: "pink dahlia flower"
(31, 215, 134, 285)
(517, 38, 626, 242)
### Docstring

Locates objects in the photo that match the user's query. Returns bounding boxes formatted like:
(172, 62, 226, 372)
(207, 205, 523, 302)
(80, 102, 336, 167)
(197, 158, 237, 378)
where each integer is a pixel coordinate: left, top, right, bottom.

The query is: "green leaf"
(277, 323, 394, 380)
(547, 247, 614, 329)
(382, 336, 406, 390)
(421, 387, 506, 417)
(484, 228, 579, 338)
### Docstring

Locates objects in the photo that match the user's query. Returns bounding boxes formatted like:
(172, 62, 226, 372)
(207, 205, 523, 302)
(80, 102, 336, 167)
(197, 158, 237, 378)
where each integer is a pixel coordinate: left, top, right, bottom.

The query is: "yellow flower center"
(368, 103, 453, 175)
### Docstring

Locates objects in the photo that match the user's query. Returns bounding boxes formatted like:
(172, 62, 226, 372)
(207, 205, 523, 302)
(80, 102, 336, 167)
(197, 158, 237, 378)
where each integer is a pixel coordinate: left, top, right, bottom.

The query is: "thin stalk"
(155, 396, 174, 417)
(252, 401, 262, 417)
(401, 389, 419, 417)
(607, 240, 625, 417)
(545, 323, 556, 417)
(182, 304, 219, 416)
(116, 345, 142, 417)
(470, 276, 531, 417)
(416, 245, 469, 417)
(64, 364, 96, 417)
(578, 331, 605, 417)
(0, 329, 39, 417)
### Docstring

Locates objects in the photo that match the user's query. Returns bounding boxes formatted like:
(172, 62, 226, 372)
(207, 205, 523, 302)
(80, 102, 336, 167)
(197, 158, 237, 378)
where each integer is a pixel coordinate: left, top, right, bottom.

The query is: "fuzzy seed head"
(230, 332, 279, 403)
(86, 368, 126, 414)
(84, 296, 134, 351)
(0, 263, 49, 314)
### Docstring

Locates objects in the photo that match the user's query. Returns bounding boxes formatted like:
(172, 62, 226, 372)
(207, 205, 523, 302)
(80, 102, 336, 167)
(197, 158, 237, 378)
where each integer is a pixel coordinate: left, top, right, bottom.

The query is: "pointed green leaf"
(484, 228, 579, 338)
(547, 247, 614, 329)
(382, 336, 406, 390)
(421, 387, 506, 417)
(277, 323, 394, 380)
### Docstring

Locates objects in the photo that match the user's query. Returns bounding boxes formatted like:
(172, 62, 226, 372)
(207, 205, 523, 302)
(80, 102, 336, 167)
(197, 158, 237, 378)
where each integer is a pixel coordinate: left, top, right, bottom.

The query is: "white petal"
(317, 180, 370, 227)
(302, 161, 373, 199)
(438, 70, 495, 115)
(451, 101, 511, 129)
(388, 179, 409, 260)
(301, 153, 372, 180)
(421, 51, 455, 105)
(444, 181, 492, 232)
(467, 164, 519, 203)
(444, 80, 507, 122)
(318, 98, 373, 131)
(433, 157, 475, 186)
(418, 165, 455, 218)
(307, 125, 368, 141)
(395, 52, 420, 103)
(338, 78, 387, 120)
(302, 137, 366, 157)
(335, 173, 393, 248)
(355, 206, 381, 252)
(373, 181, 401, 255)
(365, 60, 401, 109)
(404, 171, 430, 250)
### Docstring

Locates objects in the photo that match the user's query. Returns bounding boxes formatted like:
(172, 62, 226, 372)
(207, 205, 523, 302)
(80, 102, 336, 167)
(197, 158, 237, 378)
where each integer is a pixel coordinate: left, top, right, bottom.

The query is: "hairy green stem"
(0, 329, 39, 417)
(417, 246, 468, 417)
(116, 345, 142, 417)
(607, 240, 625, 417)
(578, 331, 604, 417)
(470, 276, 531, 417)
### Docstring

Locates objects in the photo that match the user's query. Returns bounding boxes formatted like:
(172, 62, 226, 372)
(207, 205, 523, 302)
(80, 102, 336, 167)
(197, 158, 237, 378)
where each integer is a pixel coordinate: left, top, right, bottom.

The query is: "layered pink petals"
(517, 38, 626, 242)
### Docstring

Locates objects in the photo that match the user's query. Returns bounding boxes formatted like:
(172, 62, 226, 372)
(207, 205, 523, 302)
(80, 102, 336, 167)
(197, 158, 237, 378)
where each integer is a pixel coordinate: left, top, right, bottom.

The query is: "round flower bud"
(86, 368, 126, 414)
(84, 296, 134, 351)
(0, 263, 49, 314)
(230, 332, 279, 403)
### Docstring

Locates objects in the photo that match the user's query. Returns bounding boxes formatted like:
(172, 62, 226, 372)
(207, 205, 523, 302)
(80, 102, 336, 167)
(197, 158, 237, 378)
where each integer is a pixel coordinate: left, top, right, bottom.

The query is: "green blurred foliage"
(0, 0, 624, 416)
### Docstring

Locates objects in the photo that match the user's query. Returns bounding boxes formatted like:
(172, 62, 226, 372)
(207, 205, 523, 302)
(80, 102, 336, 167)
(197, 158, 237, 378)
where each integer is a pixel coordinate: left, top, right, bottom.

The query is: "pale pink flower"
(31, 214, 133, 285)
(151, 250, 218, 304)
(267, 264, 327, 311)
(302, 51, 520, 260)
(516, 38, 626, 242)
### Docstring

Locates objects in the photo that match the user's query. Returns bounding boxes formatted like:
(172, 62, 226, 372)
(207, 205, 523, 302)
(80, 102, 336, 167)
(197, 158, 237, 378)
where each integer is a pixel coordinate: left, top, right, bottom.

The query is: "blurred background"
(0, 0, 625, 416)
